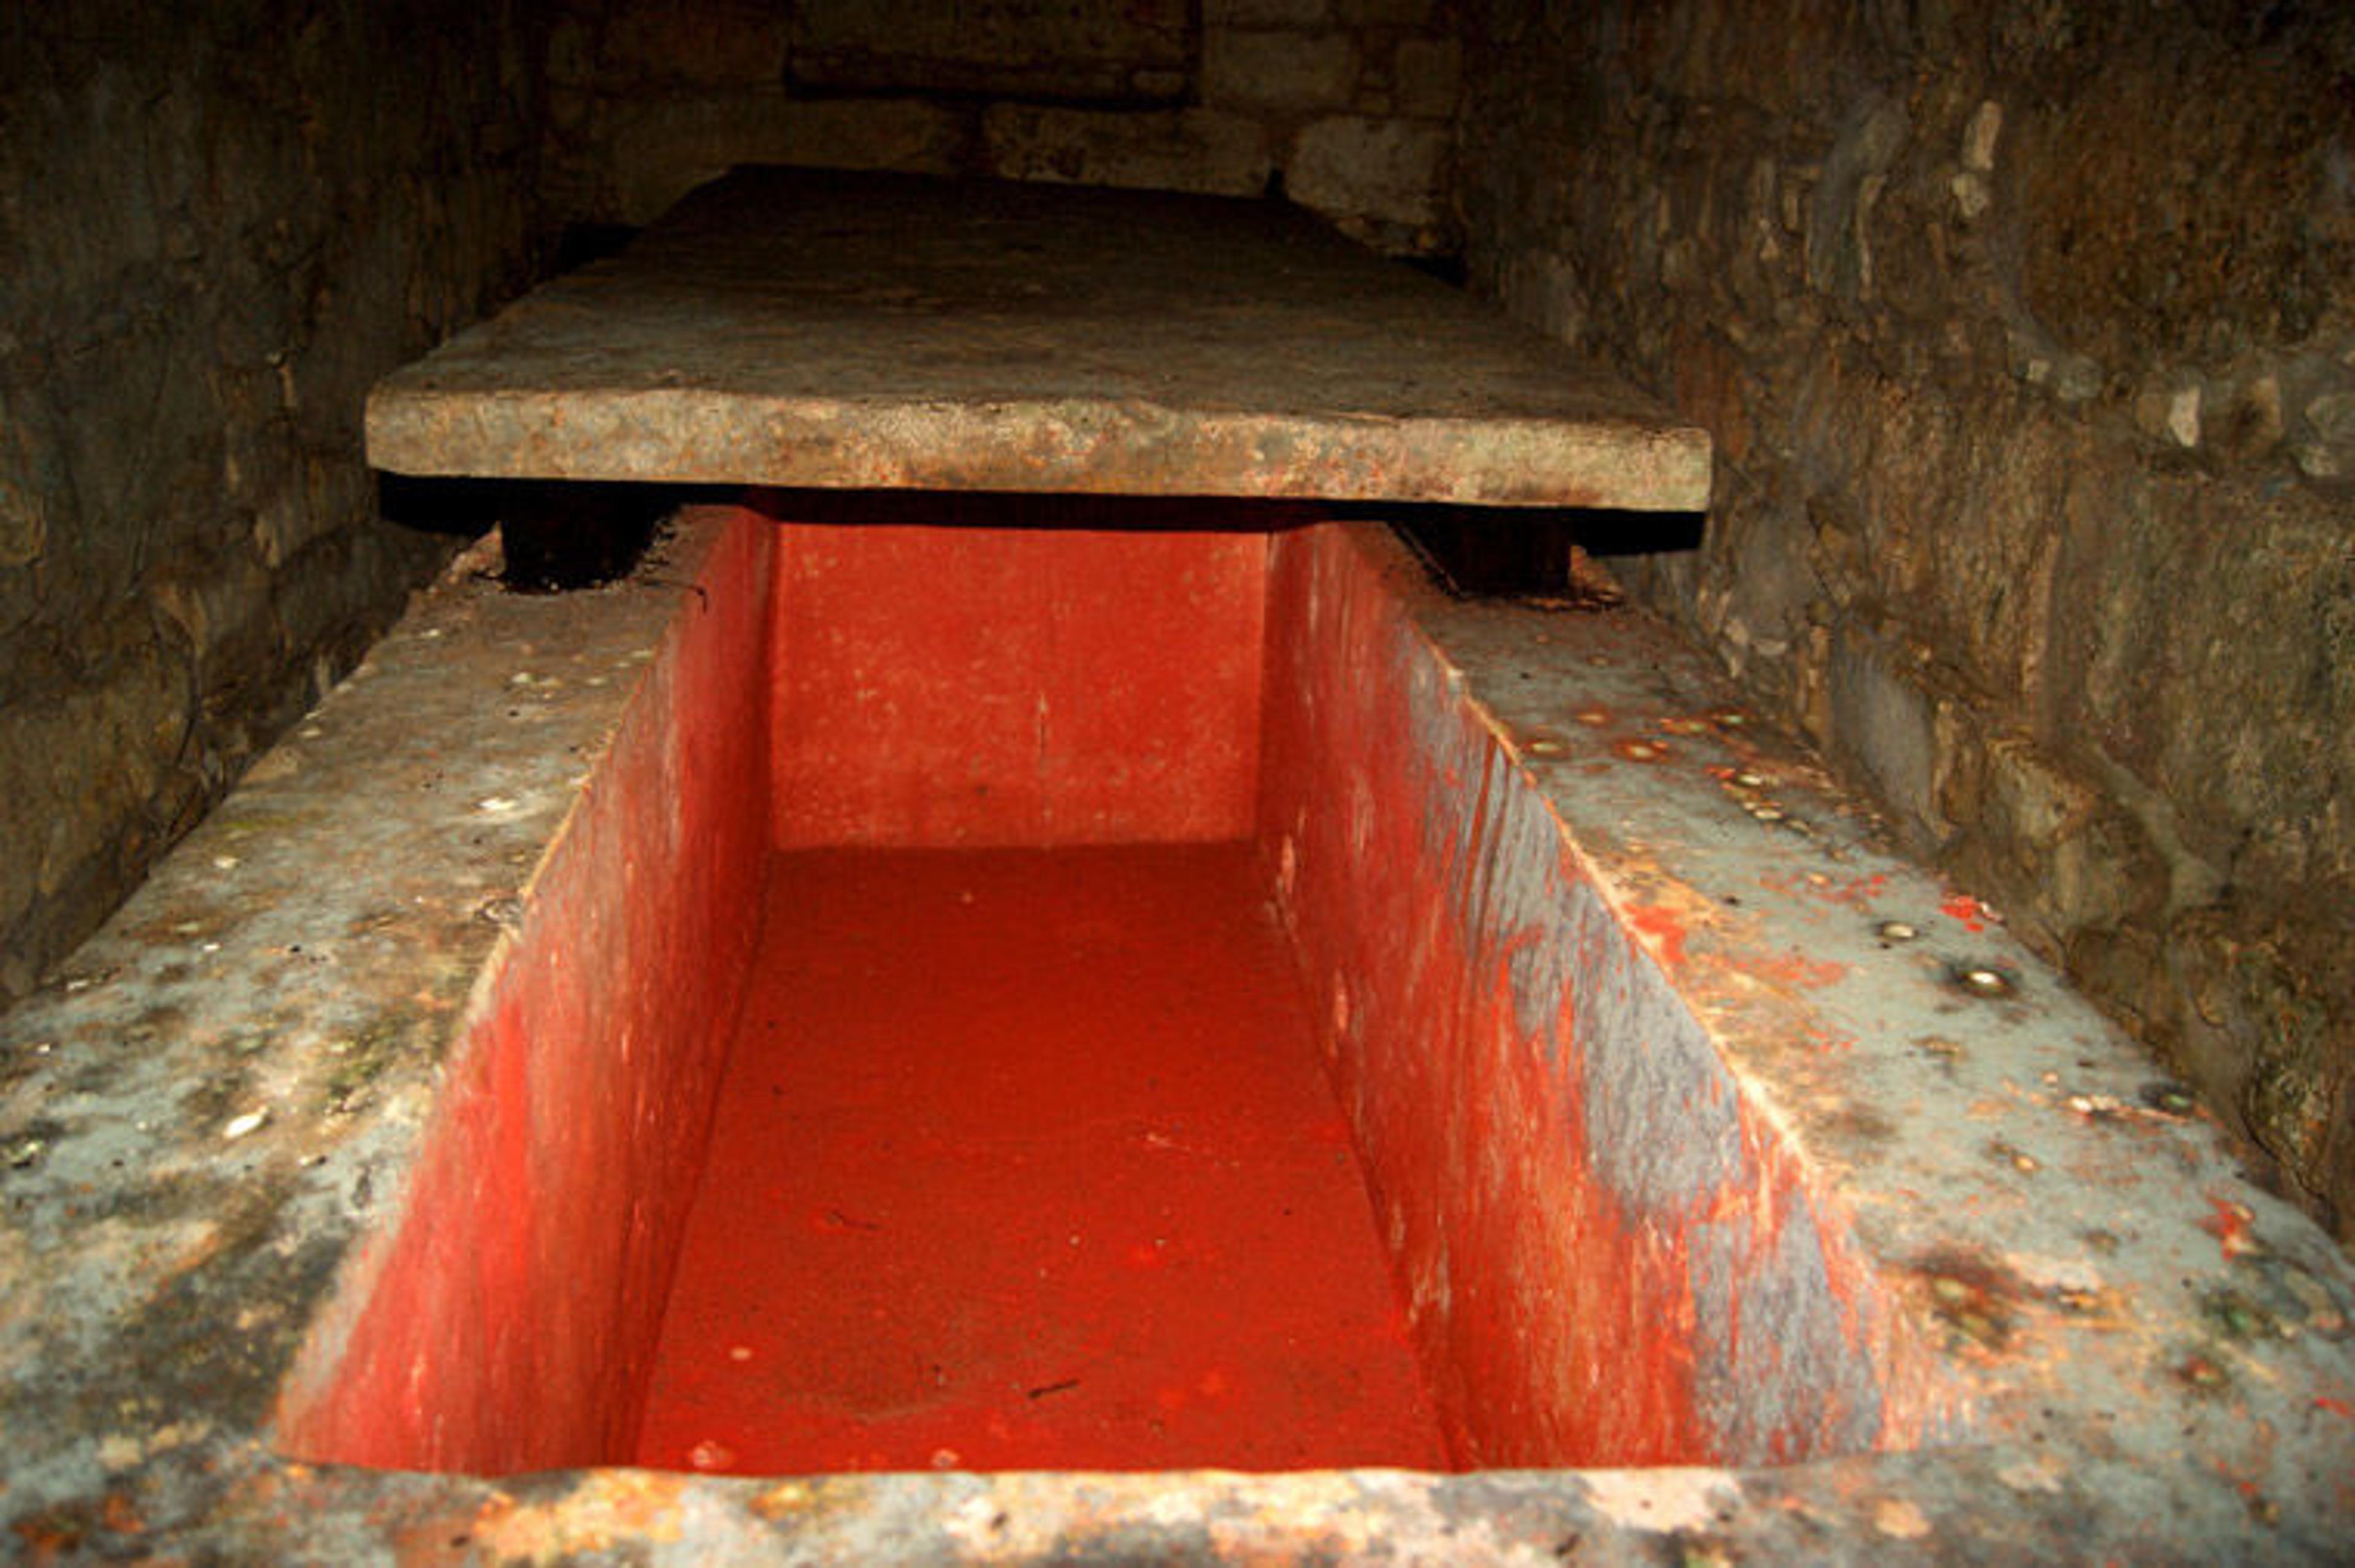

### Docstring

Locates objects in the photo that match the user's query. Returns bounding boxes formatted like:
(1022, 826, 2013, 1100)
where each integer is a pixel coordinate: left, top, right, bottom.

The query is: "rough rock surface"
(1457, 0, 2355, 1240)
(0, 1, 548, 1001)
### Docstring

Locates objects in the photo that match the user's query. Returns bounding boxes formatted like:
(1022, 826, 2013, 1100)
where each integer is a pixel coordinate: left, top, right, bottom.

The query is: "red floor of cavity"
(634, 843, 1446, 1474)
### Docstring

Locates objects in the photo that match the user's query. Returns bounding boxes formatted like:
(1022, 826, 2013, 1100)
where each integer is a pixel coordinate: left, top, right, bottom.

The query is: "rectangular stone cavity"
(272, 502, 1930, 1475)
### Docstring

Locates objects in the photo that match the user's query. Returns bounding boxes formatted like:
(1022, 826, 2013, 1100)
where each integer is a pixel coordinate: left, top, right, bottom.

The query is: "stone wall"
(0, 3, 547, 999)
(1457, 1, 2355, 1239)
(542, 0, 1462, 254)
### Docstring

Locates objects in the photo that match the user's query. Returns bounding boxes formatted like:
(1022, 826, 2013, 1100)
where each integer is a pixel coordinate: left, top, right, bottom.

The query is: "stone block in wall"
(2293, 388, 2355, 481)
(1388, 37, 1462, 120)
(149, 546, 278, 679)
(2044, 464, 2354, 894)
(1861, 380, 2071, 705)
(1694, 486, 1814, 692)
(1202, 29, 1360, 111)
(789, 0, 1192, 101)
(0, 653, 183, 992)
(258, 457, 370, 581)
(1206, 0, 1334, 26)
(1825, 627, 1950, 853)
(606, 93, 970, 224)
(600, 0, 793, 90)
(1490, 247, 1590, 346)
(2157, 909, 2354, 1232)
(1333, 0, 1443, 24)
(1963, 736, 2164, 941)
(1287, 116, 1449, 230)
(546, 13, 598, 89)
(982, 105, 1274, 198)
(0, 388, 52, 571)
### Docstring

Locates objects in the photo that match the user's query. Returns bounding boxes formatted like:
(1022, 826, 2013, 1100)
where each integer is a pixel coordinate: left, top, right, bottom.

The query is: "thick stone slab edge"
(366, 389, 1713, 510)
(360, 167, 1714, 512)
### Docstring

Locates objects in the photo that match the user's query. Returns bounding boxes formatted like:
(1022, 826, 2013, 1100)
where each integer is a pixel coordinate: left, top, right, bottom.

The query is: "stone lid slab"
(366, 167, 1711, 510)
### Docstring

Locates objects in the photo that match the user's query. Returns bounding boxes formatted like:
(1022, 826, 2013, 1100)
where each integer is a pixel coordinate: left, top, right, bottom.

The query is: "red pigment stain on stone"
(1816, 873, 1890, 908)
(2200, 1196, 2262, 1261)
(1627, 904, 1690, 968)
(1940, 893, 1994, 931)
(1729, 951, 1848, 990)
(1758, 870, 1889, 909)
(634, 842, 1445, 1475)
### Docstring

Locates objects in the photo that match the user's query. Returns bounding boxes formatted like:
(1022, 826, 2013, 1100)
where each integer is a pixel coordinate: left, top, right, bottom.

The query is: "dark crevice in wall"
(496, 484, 676, 594)
(1385, 505, 1703, 601)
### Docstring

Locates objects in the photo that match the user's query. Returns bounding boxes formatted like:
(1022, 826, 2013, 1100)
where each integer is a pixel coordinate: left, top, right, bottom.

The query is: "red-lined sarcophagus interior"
(10, 0, 2355, 1536)
(272, 500, 1943, 1477)
(13, 166, 2348, 1561)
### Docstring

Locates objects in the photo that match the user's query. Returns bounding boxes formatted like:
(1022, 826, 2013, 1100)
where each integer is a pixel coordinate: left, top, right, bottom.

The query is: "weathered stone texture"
(544, 0, 1463, 252)
(981, 105, 1276, 200)
(1458, 0, 2355, 1239)
(0, 2, 546, 999)
(1202, 29, 1363, 110)
(364, 170, 1709, 512)
(600, 93, 970, 223)
(1291, 116, 1453, 243)
(786, 0, 1192, 100)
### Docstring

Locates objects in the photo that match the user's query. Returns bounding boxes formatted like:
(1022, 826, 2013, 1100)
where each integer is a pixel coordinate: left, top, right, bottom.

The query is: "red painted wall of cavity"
(1255, 524, 1691, 1466)
(274, 508, 775, 1474)
(769, 522, 1265, 847)
(1257, 524, 1912, 1467)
